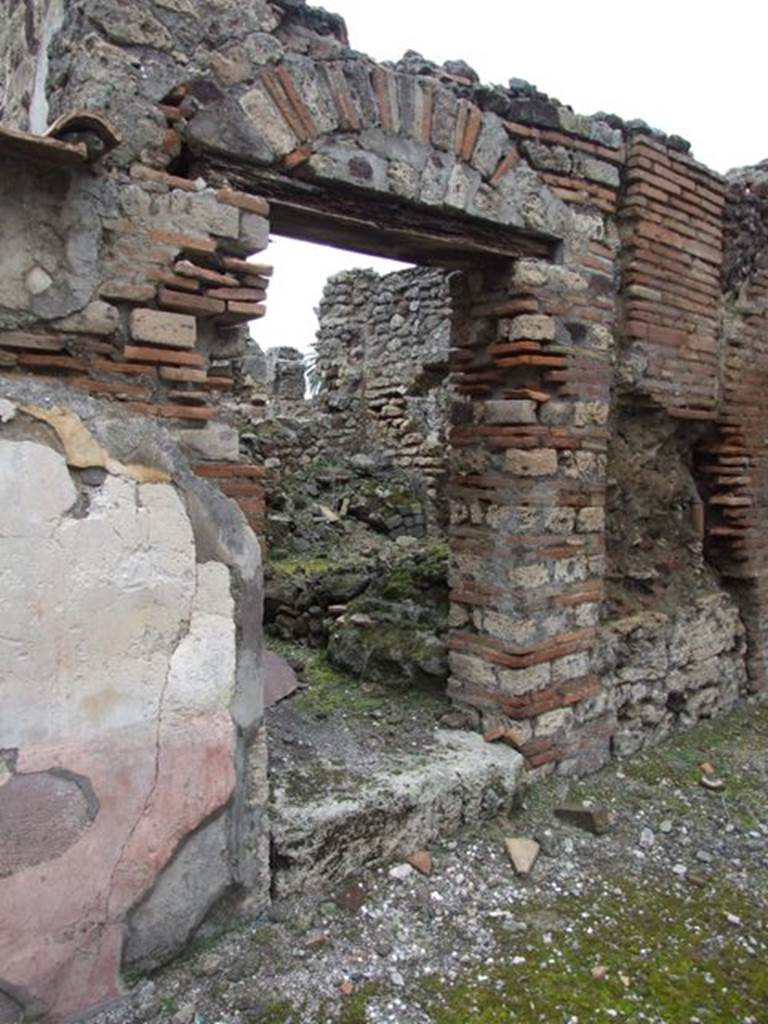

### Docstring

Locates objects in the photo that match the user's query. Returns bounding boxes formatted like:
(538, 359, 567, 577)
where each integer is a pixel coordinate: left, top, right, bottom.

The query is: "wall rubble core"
(0, 1, 767, 1020)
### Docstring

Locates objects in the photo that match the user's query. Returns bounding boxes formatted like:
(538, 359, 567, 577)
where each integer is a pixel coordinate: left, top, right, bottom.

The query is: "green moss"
(622, 704, 768, 792)
(282, 760, 353, 803)
(337, 984, 382, 1024)
(268, 556, 335, 577)
(248, 998, 297, 1023)
(380, 565, 419, 600)
(317, 983, 382, 1024)
(379, 540, 450, 601)
(421, 538, 451, 568)
(268, 638, 390, 716)
(416, 876, 768, 1023)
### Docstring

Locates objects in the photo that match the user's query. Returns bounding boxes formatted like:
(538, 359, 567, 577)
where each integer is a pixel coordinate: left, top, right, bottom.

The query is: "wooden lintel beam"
(202, 160, 557, 268)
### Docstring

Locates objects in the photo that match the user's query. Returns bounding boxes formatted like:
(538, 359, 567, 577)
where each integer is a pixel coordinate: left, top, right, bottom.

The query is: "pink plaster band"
(0, 713, 236, 1021)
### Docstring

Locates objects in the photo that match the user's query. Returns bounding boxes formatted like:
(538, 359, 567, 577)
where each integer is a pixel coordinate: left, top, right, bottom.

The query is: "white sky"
(253, 0, 768, 355)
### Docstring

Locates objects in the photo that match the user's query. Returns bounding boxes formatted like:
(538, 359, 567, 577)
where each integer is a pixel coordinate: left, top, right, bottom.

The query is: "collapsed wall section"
(600, 404, 747, 754)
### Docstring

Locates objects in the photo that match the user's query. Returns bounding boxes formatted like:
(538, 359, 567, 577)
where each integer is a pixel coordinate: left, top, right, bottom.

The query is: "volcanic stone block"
(129, 309, 197, 350)
(505, 448, 558, 476)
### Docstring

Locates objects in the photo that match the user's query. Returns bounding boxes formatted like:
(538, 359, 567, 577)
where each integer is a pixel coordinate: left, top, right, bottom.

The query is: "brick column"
(447, 246, 614, 774)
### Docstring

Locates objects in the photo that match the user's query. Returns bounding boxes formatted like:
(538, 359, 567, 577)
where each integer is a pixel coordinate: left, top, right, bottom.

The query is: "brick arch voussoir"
(179, 53, 586, 239)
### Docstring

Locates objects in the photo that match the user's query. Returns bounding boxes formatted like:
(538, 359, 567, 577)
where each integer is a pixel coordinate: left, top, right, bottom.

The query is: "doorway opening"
(245, 233, 463, 710)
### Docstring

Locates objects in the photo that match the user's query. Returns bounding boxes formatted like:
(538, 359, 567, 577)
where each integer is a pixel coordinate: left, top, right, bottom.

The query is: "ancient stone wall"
(314, 266, 452, 505)
(714, 162, 768, 685)
(242, 267, 453, 525)
(2, 0, 762, 772)
(1, 1, 768, 1017)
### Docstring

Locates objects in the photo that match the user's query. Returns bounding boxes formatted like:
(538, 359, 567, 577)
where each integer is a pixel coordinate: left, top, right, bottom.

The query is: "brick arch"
(171, 50, 623, 251)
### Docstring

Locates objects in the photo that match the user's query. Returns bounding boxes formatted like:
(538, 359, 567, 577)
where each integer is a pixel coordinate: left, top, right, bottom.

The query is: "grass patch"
(250, 998, 298, 1023)
(621, 704, 768, 794)
(317, 983, 383, 1024)
(417, 875, 768, 1023)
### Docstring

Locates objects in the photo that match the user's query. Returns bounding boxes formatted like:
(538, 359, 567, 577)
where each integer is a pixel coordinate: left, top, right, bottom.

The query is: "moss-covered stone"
(328, 618, 447, 687)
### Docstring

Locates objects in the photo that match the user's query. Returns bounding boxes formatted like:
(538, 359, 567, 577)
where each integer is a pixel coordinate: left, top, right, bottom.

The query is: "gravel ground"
(87, 701, 768, 1024)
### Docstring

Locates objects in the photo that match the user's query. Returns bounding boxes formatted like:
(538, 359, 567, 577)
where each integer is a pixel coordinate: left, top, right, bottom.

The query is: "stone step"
(269, 729, 524, 899)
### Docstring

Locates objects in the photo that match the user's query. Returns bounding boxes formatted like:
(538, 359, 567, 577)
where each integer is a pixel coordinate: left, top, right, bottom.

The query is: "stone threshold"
(269, 706, 524, 900)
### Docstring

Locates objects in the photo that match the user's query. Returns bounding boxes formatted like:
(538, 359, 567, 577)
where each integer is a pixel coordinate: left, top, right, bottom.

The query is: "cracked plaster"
(0, 433, 241, 1019)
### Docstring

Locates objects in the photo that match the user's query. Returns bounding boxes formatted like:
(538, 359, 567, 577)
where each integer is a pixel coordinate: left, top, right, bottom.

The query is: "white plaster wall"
(0, 438, 237, 747)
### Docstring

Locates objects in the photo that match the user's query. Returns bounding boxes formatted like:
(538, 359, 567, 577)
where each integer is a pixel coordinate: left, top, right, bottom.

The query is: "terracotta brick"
(226, 301, 267, 318)
(490, 148, 520, 187)
(236, 496, 266, 516)
(283, 146, 312, 170)
(489, 341, 543, 356)
(452, 98, 469, 156)
(123, 345, 206, 367)
(0, 331, 65, 351)
(260, 67, 309, 141)
(193, 463, 265, 479)
(91, 359, 157, 377)
(221, 257, 273, 277)
(17, 353, 87, 371)
(148, 229, 217, 255)
(417, 81, 434, 145)
(371, 66, 395, 131)
(242, 274, 271, 290)
(505, 388, 551, 402)
(204, 287, 267, 302)
(66, 377, 149, 399)
(276, 64, 318, 136)
(99, 281, 157, 303)
(126, 402, 215, 421)
(174, 260, 239, 287)
(493, 354, 567, 369)
(167, 389, 207, 404)
(158, 365, 208, 383)
(145, 269, 200, 293)
(216, 189, 270, 216)
(323, 63, 361, 132)
(218, 480, 265, 497)
(460, 105, 483, 163)
(158, 289, 226, 316)
(129, 164, 201, 192)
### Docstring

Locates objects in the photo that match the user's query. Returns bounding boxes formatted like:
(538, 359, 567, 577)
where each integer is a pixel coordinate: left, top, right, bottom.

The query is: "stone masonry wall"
(0, 81, 273, 1021)
(2, 0, 762, 772)
(713, 162, 768, 685)
(1, 1, 768, 1017)
(314, 265, 452, 506)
